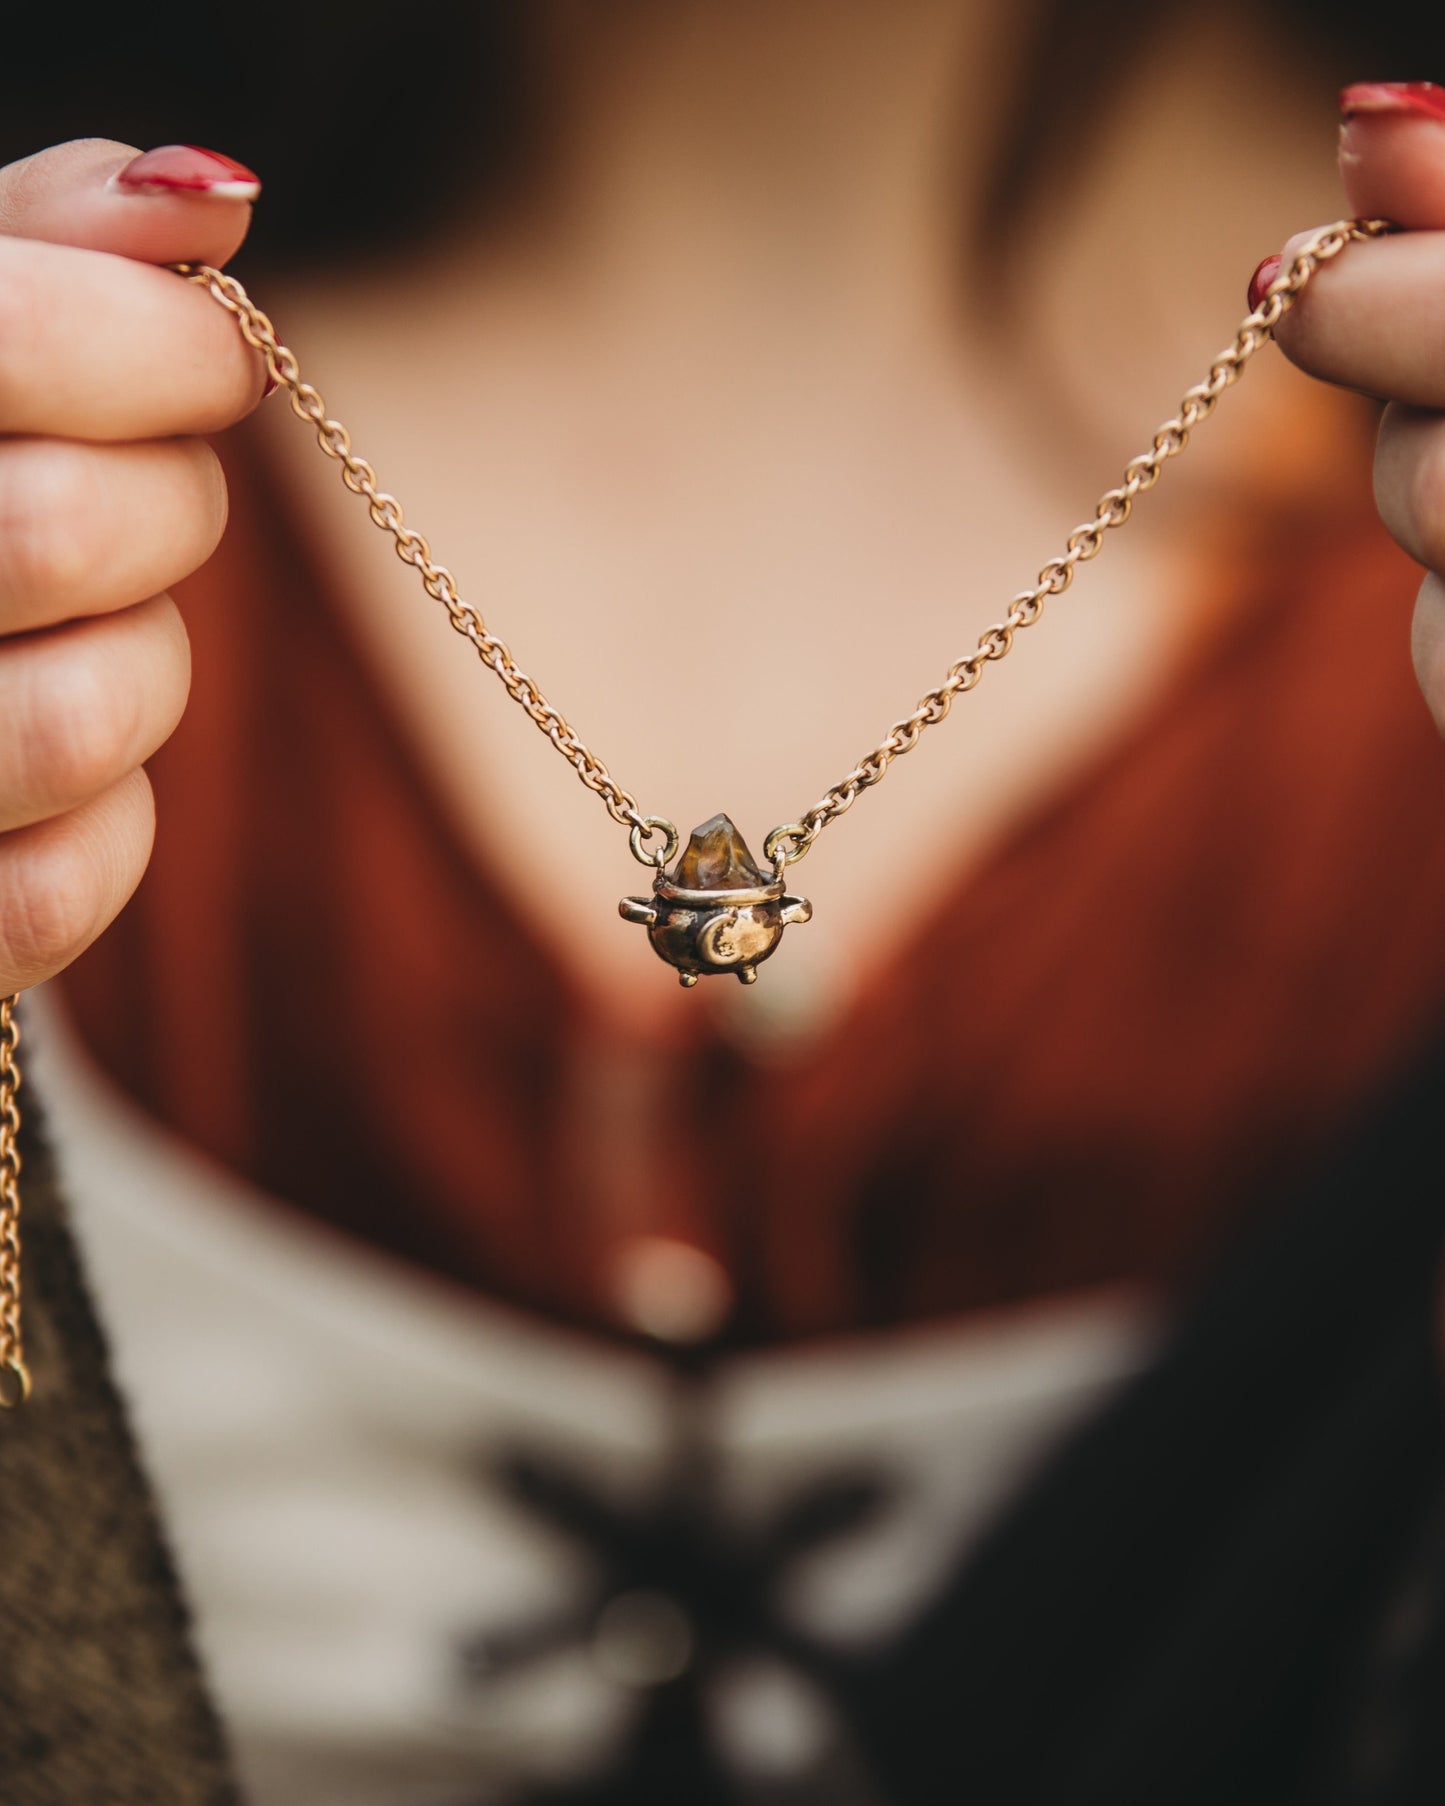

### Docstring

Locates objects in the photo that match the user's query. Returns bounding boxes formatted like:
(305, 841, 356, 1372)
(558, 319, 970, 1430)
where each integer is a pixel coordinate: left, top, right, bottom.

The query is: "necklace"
(0, 217, 1389, 1405)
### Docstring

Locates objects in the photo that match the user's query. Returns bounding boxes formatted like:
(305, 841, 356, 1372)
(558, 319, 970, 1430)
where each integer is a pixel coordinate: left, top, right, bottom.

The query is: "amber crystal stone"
(670, 814, 769, 890)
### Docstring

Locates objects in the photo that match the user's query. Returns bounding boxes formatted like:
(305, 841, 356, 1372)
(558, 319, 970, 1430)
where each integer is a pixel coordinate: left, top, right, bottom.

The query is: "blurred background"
(7, 5, 1445, 1803)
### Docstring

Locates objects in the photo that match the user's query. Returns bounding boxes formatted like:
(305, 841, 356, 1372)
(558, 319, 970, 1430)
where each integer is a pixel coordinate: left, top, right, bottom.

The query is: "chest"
(259, 351, 1199, 1036)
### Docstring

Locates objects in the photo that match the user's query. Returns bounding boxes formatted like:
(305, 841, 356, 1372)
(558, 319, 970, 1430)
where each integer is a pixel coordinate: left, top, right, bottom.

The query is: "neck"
(490, 0, 1033, 359)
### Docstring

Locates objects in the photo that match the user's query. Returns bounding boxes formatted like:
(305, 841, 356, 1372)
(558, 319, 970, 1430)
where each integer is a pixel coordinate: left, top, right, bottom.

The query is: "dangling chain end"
(0, 993, 25, 1408)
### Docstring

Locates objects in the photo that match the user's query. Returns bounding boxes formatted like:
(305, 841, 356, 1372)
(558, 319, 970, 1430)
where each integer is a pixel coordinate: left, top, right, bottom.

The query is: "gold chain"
(0, 217, 1393, 1405)
(0, 994, 28, 1407)
(764, 217, 1392, 866)
(172, 266, 684, 869)
(178, 217, 1389, 874)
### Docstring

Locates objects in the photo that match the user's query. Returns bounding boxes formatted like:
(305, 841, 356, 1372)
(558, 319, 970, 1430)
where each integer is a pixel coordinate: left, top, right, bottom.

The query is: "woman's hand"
(0, 139, 264, 997)
(1268, 83, 1445, 737)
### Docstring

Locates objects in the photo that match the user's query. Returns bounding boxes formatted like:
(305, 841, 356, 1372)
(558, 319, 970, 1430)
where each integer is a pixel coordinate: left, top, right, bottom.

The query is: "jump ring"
(628, 816, 679, 870)
(764, 822, 810, 870)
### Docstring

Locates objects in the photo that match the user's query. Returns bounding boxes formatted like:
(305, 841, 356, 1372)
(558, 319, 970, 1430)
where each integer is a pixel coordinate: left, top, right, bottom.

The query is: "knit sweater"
(0, 1100, 238, 1806)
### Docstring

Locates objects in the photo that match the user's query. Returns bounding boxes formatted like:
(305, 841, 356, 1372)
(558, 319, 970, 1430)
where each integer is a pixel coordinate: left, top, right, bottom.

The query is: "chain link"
(0, 994, 29, 1407)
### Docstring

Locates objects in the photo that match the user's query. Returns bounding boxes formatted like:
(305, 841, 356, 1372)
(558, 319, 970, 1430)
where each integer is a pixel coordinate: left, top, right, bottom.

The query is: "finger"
(0, 138, 258, 268)
(1375, 403, 1445, 573)
(1338, 84, 1445, 229)
(1412, 570, 1445, 738)
(0, 437, 226, 633)
(1269, 228, 1445, 409)
(0, 767, 155, 994)
(0, 235, 266, 437)
(1269, 84, 1445, 404)
(0, 595, 190, 833)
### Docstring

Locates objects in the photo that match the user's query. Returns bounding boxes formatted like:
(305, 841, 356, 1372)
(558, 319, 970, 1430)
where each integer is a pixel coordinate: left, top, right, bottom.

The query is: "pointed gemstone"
(671, 814, 768, 890)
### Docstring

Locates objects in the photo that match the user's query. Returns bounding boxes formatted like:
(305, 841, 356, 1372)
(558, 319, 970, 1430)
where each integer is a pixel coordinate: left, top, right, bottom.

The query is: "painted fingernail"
(113, 145, 261, 200)
(1247, 254, 1283, 313)
(1340, 81, 1445, 125)
(261, 371, 280, 400)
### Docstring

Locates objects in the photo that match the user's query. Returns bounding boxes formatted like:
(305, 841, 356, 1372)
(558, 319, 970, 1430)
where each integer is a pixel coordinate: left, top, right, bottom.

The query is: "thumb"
(1337, 83, 1445, 228)
(0, 137, 259, 267)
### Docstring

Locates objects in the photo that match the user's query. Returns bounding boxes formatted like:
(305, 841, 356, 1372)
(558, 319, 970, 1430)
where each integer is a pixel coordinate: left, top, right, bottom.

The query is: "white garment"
(27, 989, 1154, 1805)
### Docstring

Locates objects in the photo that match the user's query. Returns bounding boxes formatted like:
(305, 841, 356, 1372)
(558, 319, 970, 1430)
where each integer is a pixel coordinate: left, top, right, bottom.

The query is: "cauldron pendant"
(620, 814, 813, 987)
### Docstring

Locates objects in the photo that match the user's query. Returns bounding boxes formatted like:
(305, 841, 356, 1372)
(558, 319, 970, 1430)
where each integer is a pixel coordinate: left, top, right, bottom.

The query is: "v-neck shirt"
(57, 406, 1445, 1347)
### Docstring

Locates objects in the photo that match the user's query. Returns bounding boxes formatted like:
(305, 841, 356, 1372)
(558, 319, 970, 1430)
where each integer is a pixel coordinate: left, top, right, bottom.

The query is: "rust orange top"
(57, 406, 1445, 1346)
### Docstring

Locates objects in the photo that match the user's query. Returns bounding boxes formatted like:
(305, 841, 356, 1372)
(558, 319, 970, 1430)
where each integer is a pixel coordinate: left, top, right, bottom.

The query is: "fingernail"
(1247, 253, 1283, 312)
(1340, 81, 1445, 125)
(261, 372, 280, 400)
(113, 145, 261, 200)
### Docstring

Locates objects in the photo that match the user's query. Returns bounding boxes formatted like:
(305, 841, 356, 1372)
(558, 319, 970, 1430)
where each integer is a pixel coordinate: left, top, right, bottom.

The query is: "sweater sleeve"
(0, 1090, 241, 1806)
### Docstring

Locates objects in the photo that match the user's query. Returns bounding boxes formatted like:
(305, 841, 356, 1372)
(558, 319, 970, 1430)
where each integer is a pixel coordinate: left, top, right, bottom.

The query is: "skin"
(0, 137, 263, 994)
(261, 1, 1346, 1036)
(1272, 108, 1445, 737)
(0, 94, 1443, 1007)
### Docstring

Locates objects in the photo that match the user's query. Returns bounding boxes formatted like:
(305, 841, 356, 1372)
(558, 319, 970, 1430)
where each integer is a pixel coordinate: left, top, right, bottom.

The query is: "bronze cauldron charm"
(620, 814, 812, 987)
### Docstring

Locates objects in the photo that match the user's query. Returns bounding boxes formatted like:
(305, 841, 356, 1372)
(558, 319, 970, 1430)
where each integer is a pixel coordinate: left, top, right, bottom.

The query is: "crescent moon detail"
(697, 908, 747, 966)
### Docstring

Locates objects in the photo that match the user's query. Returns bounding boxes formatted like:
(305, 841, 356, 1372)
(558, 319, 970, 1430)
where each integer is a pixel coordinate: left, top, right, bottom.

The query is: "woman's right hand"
(0, 139, 265, 998)
(1268, 86, 1445, 749)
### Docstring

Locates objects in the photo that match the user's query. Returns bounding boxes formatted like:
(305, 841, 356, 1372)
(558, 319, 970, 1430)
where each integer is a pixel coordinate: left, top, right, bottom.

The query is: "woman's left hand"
(1268, 82, 1445, 734)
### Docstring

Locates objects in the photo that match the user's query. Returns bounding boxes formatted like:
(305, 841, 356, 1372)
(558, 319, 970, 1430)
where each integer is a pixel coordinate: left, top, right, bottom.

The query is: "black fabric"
(504, 1029, 1445, 1805)
(4, 1028, 1445, 1805)
(839, 1028, 1445, 1805)
(0, 1097, 240, 1806)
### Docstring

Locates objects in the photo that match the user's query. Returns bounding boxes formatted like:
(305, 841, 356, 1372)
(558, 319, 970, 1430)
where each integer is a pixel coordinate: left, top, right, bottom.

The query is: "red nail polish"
(114, 145, 261, 200)
(1340, 81, 1445, 125)
(261, 372, 280, 401)
(1247, 254, 1283, 313)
